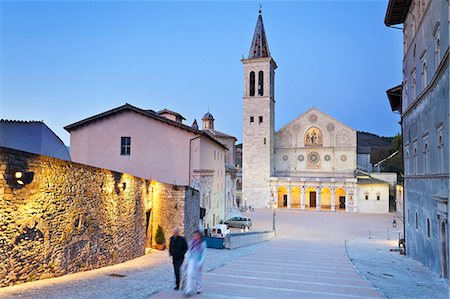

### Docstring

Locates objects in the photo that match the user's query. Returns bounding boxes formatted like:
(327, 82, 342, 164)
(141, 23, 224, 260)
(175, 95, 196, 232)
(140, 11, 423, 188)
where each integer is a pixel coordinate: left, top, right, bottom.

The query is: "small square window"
(250, 116, 254, 123)
(121, 137, 131, 156)
(259, 116, 263, 123)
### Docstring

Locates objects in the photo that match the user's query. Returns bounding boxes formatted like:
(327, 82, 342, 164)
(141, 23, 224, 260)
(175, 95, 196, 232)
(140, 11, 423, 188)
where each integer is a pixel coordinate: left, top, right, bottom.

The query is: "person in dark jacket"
(169, 227, 188, 290)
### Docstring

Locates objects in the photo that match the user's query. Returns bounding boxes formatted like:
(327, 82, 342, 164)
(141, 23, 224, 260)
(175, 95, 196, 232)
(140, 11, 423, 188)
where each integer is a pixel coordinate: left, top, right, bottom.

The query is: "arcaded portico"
(271, 178, 358, 212)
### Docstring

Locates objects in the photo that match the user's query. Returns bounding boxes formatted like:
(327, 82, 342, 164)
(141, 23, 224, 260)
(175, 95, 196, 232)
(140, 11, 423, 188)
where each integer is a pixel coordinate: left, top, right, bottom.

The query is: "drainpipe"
(224, 159, 227, 222)
(400, 116, 406, 253)
(188, 135, 201, 187)
(189, 135, 202, 231)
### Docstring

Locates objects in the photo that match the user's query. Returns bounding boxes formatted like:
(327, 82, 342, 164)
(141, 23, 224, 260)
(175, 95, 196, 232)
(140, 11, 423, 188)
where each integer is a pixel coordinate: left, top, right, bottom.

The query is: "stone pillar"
(301, 186, 306, 210)
(316, 187, 321, 211)
(345, 187, 349, 212)
(271, 183, 276, 207)
(287, 185, 292, 209)
(331, 187, 336, 211)
(352, 185, 358, 212)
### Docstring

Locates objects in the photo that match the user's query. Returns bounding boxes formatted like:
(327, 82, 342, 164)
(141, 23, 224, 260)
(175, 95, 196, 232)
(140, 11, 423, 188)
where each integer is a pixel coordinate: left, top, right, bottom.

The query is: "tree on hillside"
(379, 133, 403, 180)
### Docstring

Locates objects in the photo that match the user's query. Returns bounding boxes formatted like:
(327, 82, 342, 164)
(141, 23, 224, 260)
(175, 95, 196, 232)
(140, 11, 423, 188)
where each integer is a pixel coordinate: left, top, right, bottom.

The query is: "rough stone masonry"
(0, 146, 199, 287)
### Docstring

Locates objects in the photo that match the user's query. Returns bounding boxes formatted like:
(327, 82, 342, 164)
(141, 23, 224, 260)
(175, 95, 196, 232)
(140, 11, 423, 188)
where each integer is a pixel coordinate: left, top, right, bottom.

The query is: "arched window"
(258, 71, 264, 96)
(421, 62, 427, 88)
(249, 71, 255, 96)
(423, 143, 428, 173)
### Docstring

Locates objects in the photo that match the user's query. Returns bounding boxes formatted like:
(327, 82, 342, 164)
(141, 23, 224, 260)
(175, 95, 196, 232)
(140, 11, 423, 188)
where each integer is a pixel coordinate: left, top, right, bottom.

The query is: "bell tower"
(242, 9, 277, 208)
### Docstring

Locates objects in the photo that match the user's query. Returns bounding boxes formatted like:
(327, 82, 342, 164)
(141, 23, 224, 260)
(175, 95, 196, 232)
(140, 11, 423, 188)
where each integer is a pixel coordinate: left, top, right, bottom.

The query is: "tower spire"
(248, 9, 270, 59)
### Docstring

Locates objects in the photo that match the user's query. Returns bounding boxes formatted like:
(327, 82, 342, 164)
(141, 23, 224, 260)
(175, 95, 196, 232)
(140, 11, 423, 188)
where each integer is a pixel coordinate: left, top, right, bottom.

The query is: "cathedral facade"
(242, 11, 390, 213)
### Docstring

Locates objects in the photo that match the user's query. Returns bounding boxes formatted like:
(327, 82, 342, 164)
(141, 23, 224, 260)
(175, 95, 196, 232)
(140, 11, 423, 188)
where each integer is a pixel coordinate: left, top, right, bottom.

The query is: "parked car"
(210, 224, 230, 238)
(224, 216, 252, 229)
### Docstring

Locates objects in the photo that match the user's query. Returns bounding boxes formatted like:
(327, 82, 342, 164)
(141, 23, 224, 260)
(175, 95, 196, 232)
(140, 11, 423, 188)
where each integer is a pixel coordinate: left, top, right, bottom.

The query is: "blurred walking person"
(169, 227, 188, 290)
(185, 230, 206, 296)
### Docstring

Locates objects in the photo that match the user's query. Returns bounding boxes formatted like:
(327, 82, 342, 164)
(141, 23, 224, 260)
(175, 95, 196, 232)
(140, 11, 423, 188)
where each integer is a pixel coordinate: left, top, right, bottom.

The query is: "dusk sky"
(0, 1, 403, 145)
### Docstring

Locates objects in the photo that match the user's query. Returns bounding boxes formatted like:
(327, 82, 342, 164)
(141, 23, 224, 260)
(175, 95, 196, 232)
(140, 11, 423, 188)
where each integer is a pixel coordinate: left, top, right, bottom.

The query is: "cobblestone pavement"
(0, 242, 264, 299)
(346, 236, 448, 299)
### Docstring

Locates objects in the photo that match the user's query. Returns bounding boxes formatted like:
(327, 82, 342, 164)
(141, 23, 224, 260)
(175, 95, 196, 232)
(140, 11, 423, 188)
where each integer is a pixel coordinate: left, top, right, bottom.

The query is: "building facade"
(0, 120, 70, 161)
(385, 0, 449, 279)
(201, 112, 239, 216)
(242, 11, 393, 213)
(65, 104, 228, 229)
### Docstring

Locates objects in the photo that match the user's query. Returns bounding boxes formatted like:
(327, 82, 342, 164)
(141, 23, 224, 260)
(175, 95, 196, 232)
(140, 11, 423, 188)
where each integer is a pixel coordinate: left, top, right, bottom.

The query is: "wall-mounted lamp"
(117, 182, 126, 191)
(14, 171, 34, 185)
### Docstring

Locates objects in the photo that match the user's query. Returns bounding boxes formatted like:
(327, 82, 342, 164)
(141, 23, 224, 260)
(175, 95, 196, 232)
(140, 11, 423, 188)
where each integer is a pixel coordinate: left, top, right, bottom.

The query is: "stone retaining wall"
(0, 146, 199, 287)
(224, 230, 275, 249)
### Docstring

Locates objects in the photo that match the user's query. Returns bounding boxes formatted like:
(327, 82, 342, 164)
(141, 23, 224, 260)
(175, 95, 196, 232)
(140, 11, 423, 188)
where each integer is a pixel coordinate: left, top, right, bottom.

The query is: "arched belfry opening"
(249, 71, 255, 96)
(258, 71, 264, 96)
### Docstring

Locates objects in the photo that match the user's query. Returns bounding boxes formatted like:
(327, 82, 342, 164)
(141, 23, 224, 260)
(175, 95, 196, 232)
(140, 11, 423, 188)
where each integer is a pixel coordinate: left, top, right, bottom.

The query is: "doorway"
(283, 194, 288, 207)
(310, 192, 317, 208)
(145, 210, 152, 248)
(441, 221, 448, 278)
(339, 196, 346, 209)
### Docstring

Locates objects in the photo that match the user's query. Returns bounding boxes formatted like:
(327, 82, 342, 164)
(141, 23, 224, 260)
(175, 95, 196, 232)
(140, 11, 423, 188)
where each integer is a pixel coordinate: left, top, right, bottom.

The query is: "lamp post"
(272, 208, 276, 233)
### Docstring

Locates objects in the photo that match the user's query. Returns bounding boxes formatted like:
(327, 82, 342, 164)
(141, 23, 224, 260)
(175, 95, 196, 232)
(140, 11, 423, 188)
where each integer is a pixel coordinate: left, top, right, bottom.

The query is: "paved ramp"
(153, 210, 385, 298)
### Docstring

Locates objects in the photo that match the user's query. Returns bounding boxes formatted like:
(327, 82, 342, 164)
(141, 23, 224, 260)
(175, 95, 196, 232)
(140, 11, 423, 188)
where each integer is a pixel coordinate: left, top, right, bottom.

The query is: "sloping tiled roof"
(0, 119, 43, 124)
(0, 119, 70, 160)
(203, 129, 237, 141)
(157, 109, 186, 120)
(357, 177, 390, 185)
(64, 103, 226, 149)
(386, 84, 402, 113)
(385, 0, 412, 26)
(248, 11, 270, 59)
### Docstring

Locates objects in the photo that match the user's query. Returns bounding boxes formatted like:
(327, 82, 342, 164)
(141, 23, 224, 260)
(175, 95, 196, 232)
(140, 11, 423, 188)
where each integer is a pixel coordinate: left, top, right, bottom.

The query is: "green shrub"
(155, 225, 165, 244)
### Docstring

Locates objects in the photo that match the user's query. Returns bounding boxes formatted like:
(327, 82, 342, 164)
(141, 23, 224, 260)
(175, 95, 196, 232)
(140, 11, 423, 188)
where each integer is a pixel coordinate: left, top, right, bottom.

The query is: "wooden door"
(339, 196, 346, 209)
(310, 192, 316, 207)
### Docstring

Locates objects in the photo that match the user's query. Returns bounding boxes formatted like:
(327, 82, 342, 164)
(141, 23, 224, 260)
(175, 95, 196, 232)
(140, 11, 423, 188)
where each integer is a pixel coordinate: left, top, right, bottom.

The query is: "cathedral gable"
(275, 108, 355, 149)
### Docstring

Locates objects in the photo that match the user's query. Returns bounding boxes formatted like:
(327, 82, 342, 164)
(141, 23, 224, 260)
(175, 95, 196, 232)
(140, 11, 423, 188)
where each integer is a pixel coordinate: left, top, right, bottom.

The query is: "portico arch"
(335, 188, 346, 210)
(277, 186, 288, 208)
(291, 186, 301, 208)
(305, 187, 317, 209)
(321, 187, 332, 210)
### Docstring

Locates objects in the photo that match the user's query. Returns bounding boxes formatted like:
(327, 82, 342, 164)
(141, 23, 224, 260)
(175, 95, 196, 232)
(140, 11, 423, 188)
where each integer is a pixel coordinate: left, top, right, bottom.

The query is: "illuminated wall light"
(118, 182, 126, 191)
(14, 171, 34, 185)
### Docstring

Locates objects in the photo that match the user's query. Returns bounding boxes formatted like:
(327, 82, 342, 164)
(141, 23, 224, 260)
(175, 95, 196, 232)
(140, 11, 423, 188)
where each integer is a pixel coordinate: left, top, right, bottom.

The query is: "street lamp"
(272, 208, 276, 232)
(392, 217, 397, 228)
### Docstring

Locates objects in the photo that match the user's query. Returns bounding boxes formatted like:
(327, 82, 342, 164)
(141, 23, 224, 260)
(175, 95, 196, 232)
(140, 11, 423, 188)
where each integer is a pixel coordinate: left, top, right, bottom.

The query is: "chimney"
(192, 119, 199, 130)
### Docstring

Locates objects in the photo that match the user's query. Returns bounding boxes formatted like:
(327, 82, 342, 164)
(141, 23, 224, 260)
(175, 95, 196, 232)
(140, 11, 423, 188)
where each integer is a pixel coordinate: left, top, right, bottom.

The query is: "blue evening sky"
(0, 1, 402, 145)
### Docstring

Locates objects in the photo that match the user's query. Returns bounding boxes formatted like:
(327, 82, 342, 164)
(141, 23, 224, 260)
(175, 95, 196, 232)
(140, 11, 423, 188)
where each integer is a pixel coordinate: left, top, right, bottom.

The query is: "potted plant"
(154, 225, 165, 250)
